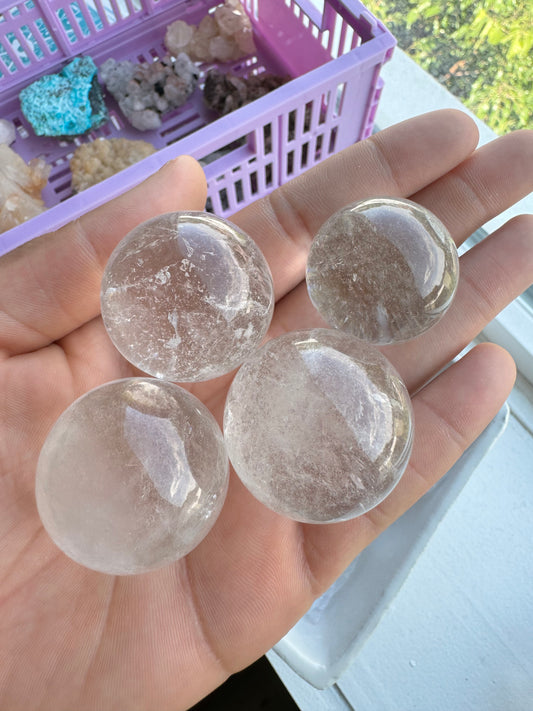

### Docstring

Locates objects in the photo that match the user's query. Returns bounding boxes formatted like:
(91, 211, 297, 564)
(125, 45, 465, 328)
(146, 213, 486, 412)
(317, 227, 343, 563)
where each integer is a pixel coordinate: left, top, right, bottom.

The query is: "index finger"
(0, 156, 207, 358)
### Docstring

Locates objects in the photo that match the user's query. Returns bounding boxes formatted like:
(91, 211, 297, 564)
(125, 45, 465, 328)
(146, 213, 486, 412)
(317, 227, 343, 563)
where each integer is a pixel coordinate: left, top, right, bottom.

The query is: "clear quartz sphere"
(306, 197, 459, 345)
(35, 378, 229, 575)
(223, 329, 413, 523)
(100, 211, 274, 382)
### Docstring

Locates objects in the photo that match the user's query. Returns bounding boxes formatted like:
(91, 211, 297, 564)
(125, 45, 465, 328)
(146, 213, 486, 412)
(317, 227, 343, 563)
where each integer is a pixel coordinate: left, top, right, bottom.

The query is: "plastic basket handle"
(294, 0, 378, 33)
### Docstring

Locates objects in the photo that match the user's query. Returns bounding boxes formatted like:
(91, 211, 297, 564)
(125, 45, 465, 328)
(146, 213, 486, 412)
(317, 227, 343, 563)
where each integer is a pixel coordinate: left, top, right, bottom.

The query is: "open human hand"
(1, 110, 532, 710)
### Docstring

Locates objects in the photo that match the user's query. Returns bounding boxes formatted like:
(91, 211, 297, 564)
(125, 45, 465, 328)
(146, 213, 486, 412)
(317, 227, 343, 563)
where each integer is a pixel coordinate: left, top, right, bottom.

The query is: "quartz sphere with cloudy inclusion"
(35, 378, 229, 575)
(223, 329, 413, 523)
(100, 211, 274, 382)
(306, 197, 459, 345)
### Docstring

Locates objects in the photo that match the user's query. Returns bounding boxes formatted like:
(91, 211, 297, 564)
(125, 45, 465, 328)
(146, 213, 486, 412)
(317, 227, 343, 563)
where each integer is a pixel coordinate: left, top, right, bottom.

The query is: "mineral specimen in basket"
(203, 69, 287, 116)
(0, 144, 51, 234)
(306, 197, 459, 344)
(70, 137, 156, 192)
(100, 211, 274, 382)
(223, 328, 414, 523)
(35, 378, 229, 575)
(0, 118, 16, 147)
(19, 57, 108, 137)
(165, 0, 256, 63)
(99, 54, 200, 131)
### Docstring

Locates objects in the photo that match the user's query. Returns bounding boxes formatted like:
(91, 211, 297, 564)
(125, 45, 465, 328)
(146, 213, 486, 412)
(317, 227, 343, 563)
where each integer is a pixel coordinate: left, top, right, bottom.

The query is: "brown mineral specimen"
(70, 138, 156, 192)
(203, 69, 287, 116)
(0, 144, 50, 234)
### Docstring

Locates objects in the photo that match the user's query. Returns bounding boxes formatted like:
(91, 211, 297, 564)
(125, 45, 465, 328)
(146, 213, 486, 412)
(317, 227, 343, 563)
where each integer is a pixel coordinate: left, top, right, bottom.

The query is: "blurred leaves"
(366, 0, 532, 133)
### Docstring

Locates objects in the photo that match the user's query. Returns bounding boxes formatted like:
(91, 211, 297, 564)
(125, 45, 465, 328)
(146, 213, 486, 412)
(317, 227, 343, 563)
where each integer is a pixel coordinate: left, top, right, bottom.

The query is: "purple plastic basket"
(0, 0, 395, 255)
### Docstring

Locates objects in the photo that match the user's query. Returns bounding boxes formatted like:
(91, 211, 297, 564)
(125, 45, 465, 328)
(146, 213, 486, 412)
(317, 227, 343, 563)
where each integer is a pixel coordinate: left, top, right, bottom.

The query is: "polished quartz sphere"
(306, 197, 459, 345)
(223, 329, 413, 523)
(36, 378, 229, 574)
(101, 211, 274, 382)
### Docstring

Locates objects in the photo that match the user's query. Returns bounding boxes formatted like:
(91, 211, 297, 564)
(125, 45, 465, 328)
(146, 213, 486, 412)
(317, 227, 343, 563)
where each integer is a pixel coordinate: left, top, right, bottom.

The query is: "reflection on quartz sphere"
(36, 378, 229, 574)
(306, 197, 459, 344)
(223, 329, 413, 523)
(101, 211, 274, 382)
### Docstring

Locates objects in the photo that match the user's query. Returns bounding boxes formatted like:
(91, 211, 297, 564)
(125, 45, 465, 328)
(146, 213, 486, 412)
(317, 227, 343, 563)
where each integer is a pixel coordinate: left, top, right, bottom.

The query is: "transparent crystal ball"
(306, 197, 459, 344)
(36, 378, 229, 575)
(223, 329, 413, 523)
(101, 211, 274, 382)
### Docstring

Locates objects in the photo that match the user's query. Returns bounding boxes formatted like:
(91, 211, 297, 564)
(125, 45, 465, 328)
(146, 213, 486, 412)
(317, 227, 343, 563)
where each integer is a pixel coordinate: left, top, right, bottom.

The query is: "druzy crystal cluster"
(100, 54, 200, 132)
(70, 138, 156, 193)
(36, 198, 459, 573)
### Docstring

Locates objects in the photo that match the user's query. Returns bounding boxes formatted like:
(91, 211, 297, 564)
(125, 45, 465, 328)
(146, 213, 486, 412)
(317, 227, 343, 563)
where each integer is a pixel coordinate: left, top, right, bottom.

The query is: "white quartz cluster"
(0, 144, 50, 234)
(0, 118, 16, 146)
(165, 0, 256, 63)
(100, 53, 200, 131)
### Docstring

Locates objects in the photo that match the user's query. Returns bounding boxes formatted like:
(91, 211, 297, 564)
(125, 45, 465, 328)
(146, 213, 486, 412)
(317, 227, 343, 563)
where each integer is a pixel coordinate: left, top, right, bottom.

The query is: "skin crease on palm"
(0, 110, 532, 711)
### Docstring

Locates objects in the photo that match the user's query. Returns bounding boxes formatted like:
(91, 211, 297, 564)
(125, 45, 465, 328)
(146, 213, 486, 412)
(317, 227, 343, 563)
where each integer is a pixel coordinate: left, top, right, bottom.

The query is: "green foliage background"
(365, 0, 533, 133)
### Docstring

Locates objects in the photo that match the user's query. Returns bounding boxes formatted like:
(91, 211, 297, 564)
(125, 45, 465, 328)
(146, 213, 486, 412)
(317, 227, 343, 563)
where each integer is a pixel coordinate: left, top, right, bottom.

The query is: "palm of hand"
(1, 111, 532, 711)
